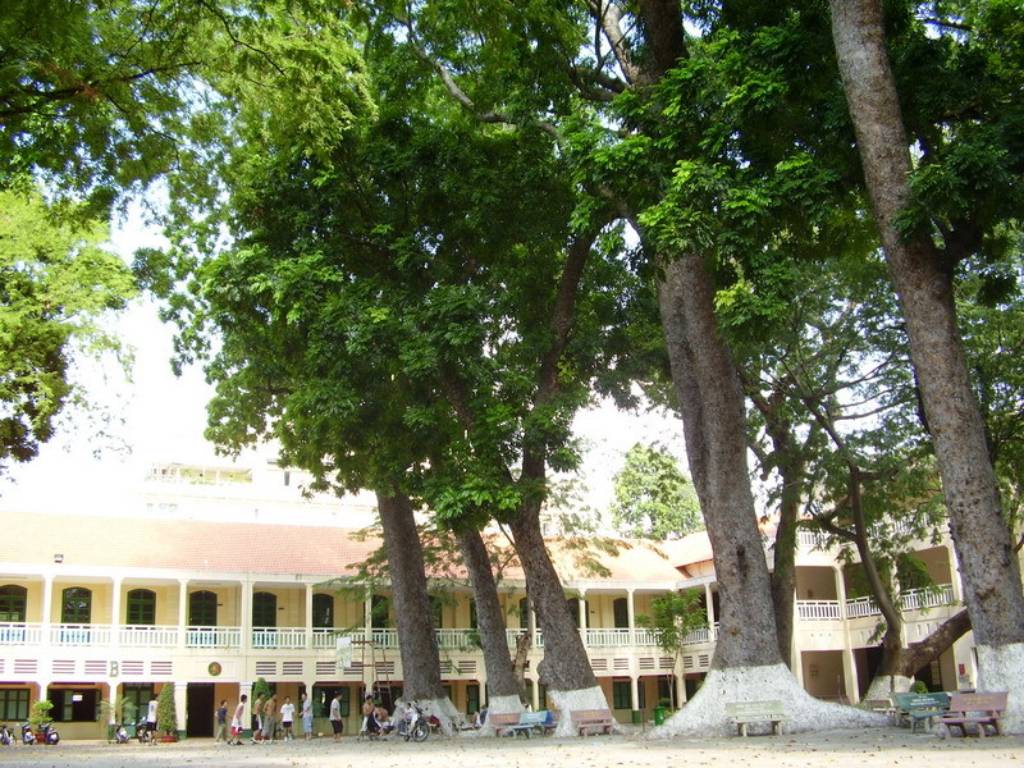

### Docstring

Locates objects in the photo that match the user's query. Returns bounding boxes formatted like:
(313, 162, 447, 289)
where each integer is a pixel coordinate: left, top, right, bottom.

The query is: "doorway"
(186, 683, 215, 737)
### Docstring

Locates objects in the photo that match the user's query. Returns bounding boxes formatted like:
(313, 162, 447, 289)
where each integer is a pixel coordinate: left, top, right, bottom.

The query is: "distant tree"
(0, 185, 135, 473)
(610, 443, 702, 540)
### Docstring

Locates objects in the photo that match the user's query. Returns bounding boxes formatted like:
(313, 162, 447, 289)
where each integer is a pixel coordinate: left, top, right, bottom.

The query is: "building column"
(626, 589, 636, 643)
(703, 583, 715, 636)
(527, 599, 537, 635)
(578, 590, 588, 630)
(675, 670, 686, 707)
(239, 681, 253, 731)
(106, 680, 119, 725)
(530, 674, 540, 710)
(41, 574, 54, 645)
(833, 566, 858, 703)
(177, 580, 188, 649)
(241, 581, 253, 652)
(629, 674, 639, 713)
(173, 681, 188, 738)
(363, 586, 373, 641)
(304, 583, 314, 649)
(947, 543, 963, 603)
(110, 577, 123, 650)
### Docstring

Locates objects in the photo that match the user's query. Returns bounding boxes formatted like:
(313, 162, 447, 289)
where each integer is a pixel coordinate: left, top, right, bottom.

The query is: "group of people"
(360, 694, 394, 736)
(214, 692, 317, 745)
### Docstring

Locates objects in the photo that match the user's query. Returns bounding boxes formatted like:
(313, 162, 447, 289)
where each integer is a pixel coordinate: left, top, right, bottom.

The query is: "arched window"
(370, 595, 389, 629)
(61, 587, 92, 624)
(189, 591, 218, 627)
(613, 598, 629, 629)
(312, 594, 334, 629)
(518, 597, 530, 630)
(126, 589, 156, 625)
(0, 585, 27, 622)
(252, 592, 277, 628)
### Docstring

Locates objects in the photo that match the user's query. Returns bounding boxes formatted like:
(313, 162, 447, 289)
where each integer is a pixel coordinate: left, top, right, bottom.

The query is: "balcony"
(252, 627, 307, 649)
(186, 626, 241, 648)
(796, 600, 843, 621)
(51, 624, 112, 646)
(120, 625, 179, 647)
(843, 583, 955, 619)
(0, 623, 42, 645)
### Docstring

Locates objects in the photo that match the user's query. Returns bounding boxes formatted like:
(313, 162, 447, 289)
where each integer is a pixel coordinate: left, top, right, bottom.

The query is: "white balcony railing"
(900, 584, 954, 612)
(436, 629, 481, 650)
(186, 625, 241, 648)
(371, 628, 399, 649)
(845, 595, 880, 619)
(682, 625, 715, 645)
(632, 628, 662, 647)
(252, 627, 308, 649)
(0, 622, 42, 645)
(120, 625, 179, 647)
(51, 624, 112, 646)
(796, 600, 842, 621)
(582, 628, 632, 647)
(312, 628, 362, 649)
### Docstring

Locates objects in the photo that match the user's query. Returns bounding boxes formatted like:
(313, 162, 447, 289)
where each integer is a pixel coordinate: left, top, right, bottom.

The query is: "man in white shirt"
(280, 696, 296, 741)
(329, 693, 343, 742)
(146, 698, 158, 736)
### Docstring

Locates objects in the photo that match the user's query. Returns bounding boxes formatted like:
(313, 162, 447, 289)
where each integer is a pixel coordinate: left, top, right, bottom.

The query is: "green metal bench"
(892, 692, 950, 733)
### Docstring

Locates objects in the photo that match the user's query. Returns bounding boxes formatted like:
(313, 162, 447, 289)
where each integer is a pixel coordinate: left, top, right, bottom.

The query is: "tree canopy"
(610, 442, 702, 540)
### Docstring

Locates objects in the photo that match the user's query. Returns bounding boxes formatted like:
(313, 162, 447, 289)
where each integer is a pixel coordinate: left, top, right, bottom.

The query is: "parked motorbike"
(113, 723, 130, 744)
(21, 722, 59, 745)
(395, 702, 429, 743)
(0, 724, 12, 745)
(136, 716, 153, 744)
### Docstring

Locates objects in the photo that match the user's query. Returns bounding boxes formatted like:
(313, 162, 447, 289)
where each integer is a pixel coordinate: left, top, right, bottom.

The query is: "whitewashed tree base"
(548, 686, 611, 738)
(479, 694, 524, 737)
(864, 675, 913, 701)
(650, 664, 886, 737)
(419, 696, 461, 736)
(976, 642, 1024, 734)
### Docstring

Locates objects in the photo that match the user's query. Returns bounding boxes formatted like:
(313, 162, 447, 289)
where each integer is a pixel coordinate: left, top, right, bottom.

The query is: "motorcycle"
(21, 722, 59, 745)
(113, 723, 130, 744)
(395, 702, 429, 743)
(136, 716, 153, 744)
(0, 724, 12, 745)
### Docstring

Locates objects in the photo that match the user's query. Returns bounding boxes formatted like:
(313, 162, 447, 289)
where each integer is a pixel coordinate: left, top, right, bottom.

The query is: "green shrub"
(156, 684, 177, 736)
(28, 700, 53, 729)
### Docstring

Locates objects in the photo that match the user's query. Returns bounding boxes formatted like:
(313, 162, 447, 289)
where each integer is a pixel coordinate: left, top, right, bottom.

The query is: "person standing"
(280, 696, 295, 741)
(329, 692, 343, 742)
(360, 694, 374, 736)
(146, 697, 158, 738)
(215, 699, 229, 743)
(251, 694, 264, 743)
(230, 694, 247, 745)
(300, 692, 313, 740)
(262, 695, 277, 742)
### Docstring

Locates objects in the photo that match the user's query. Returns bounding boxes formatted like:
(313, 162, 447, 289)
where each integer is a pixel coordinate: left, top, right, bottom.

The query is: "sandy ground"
(0, 728, 1021, 768)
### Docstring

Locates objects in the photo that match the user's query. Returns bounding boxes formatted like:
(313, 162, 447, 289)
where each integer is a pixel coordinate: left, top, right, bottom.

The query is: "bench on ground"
(570, 709, 615, 736)
(725, 701, 787, 737)
(940, 692, 1007, 738)
(892, 692, 950, 733)
(519, 710, 557, 735)
(491, 711, 558, 737)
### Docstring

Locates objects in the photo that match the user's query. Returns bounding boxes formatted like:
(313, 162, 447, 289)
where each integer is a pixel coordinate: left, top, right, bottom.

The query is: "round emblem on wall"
(208, 662, 222, 677)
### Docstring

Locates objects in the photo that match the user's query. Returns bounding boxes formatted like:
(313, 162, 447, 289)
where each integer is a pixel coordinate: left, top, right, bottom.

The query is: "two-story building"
(0, 463, 988, 738)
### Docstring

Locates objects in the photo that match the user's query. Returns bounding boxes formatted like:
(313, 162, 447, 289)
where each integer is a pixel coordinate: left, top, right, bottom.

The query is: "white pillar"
(363, 586, 373, 642)
(834, 566, 858, 703)
(173, 681, 188, 737)
(106, 680, 119, 725)
(527, 599, 536, 635)
(675, 671, 686, 707)
(241, 581, 253, 652)
(626, 589, 636, 642)
(177, 580, 188, 649)
(530, 675, 540, 710)
(629, 675, 639, 712)
(947, 543, 963, 603)
(703, 583, 715, 632)
(41, 574, 54, 645)
(578, 590, 587, 630)
(239, 681, 253, 731)
(304, 583, 314, 649)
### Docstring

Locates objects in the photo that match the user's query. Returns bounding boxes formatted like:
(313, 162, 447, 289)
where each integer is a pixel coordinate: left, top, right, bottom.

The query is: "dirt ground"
(0, 728, 1021, 768)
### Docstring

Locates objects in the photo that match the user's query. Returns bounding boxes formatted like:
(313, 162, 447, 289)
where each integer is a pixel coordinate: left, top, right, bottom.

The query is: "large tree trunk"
(456, 528, 523, 716)
(655, 254, 880, 734)
(375, 490, 458, 730)
(508, 505, 607, 732)
(829, 0, 1024, 729)
(659, 253, 781, 669)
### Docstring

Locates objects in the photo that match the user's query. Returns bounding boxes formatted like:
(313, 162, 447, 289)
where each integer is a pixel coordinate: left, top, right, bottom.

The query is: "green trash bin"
(653, 706, 667, 726)
(630, 710, 642, 725)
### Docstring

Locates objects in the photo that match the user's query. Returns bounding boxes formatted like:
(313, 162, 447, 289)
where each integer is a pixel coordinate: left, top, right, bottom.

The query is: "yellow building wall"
(49, 582, 112, 623)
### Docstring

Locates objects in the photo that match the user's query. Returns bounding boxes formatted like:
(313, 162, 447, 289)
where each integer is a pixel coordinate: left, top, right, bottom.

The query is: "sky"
(0, 202, 691, 525)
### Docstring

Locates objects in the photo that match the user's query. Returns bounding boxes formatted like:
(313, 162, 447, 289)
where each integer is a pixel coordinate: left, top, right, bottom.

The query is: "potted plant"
(100, 697, 138, 741)
(156, 683, 178, 741)
(28, 699, 54, 741)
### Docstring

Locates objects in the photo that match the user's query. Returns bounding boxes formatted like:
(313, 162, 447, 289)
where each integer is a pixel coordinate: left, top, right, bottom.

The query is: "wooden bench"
(892, 692, 950, 732)
(570, 709, 614, 736)
(940, 692, 1007, 737)
(725, 701, 787, 737)
(490, 712, 531, 737)
(519, 710, 557, 736)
